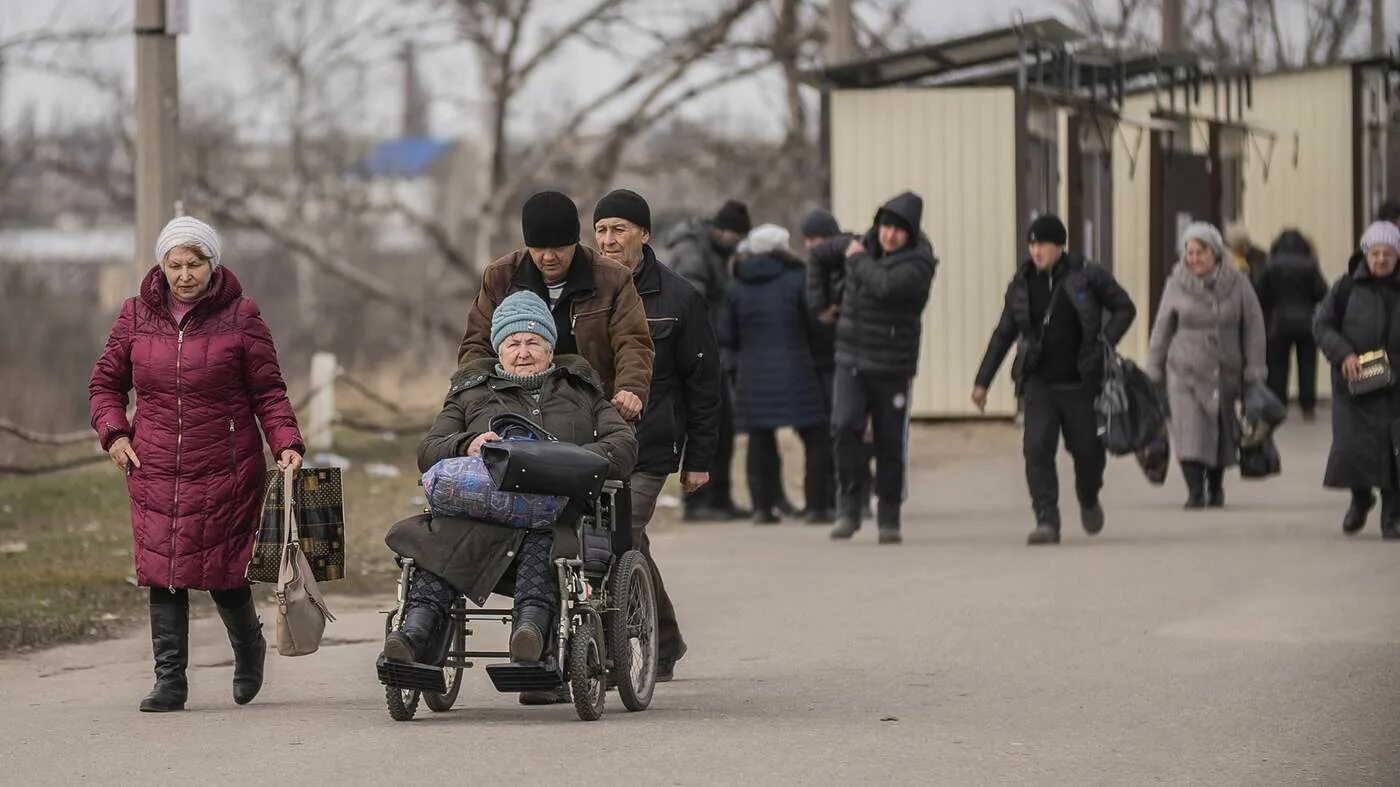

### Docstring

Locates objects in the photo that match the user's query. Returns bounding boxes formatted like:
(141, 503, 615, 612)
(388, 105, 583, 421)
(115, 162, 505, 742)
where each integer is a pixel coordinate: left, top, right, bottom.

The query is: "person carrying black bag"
(972, 214, 1136, 545)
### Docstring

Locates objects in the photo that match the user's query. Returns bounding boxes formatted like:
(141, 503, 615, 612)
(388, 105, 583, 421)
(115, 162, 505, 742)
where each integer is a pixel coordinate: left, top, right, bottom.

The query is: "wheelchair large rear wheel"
(606, 550, 658, 712)
(569, 621, 606, 721)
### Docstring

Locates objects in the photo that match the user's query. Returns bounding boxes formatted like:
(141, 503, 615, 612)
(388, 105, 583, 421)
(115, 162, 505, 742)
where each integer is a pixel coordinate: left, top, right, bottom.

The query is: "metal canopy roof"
(811, 17, 1082, 89)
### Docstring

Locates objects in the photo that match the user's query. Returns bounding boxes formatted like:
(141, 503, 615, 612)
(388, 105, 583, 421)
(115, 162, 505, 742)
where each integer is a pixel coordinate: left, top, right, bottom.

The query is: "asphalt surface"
(2, 414, 1397, 785)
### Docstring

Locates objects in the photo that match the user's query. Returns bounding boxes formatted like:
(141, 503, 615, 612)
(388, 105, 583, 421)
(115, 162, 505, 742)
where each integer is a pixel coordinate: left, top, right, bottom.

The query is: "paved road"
(2, 415, 1398, 785)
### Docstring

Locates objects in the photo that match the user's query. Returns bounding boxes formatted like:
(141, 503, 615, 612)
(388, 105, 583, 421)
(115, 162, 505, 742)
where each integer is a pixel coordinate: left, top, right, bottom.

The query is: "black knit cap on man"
(972, 213, 1137, 545)
(663, 198, 754, 521)
(828, 191, 938, 545)
(592, 188, 720, 680)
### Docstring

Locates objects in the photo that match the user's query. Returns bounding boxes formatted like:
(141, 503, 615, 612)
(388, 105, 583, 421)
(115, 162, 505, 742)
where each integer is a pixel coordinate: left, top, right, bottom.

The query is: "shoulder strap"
(283, 466, 299, 546)
(1334, 276, 1353, 323)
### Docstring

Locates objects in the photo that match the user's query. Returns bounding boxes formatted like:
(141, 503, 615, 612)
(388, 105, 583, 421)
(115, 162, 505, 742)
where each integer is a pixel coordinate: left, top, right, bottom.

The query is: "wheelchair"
(376, 480, 659, 722)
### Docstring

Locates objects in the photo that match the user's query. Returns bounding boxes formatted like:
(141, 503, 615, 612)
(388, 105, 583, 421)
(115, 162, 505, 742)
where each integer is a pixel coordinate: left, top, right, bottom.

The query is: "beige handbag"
(275, 466, 335, 656)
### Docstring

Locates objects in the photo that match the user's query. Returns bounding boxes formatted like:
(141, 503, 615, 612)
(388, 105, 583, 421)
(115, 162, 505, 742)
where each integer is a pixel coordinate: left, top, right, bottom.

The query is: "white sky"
(0, 1, 1385, 142)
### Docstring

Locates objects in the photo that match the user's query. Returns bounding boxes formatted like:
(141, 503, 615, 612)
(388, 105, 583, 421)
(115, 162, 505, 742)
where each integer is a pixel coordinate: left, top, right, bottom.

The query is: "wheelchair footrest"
(485, 662, 562, 693)
(377, 656, 447, 695)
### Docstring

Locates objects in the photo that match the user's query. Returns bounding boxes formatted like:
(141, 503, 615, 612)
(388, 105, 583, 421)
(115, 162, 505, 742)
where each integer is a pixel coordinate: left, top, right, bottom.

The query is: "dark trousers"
(745, 426, 833, 513)
(630, 471, 685, 662)
(1266, 333, 1319, 414)
(684, 380, 737, 511)
(819, 367, 870, 510)
(1022, 378, 1105, 527)
(832, 367, 911, 515)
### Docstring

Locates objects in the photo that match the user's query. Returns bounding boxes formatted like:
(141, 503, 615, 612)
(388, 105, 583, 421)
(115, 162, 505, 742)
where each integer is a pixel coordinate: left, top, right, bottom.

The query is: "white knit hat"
(1360, 220, 1400, 254)
(744, 223, 791, 256)
(1180, 221, 1225, 260)
(156, 216, 222, 270)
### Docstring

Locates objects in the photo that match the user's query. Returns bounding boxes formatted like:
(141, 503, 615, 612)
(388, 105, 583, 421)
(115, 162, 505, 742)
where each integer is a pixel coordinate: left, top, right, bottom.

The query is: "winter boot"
(216, 596, 267, 705)
(1381, 490, 1400, 541)
(830, 495, 862, 540)
(509, 605, 553, 663)
(751, 509, 780, 525)
(1027, 505, 1060, 545)
(804, 508, 835, 525)
(876, 500, 902, 545)
(1181, 462, 1207, 509)
(139, 596, 189, 712)
(1080, 498, 1105, 535)
(382, 604, 443, 665)
(1342, 489, 1374, 536)
(1205, 467, 1225, 508)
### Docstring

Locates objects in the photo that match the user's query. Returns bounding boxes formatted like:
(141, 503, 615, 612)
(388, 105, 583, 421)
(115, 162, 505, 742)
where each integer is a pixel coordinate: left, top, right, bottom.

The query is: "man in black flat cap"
(460, 190, 654, 419)
(972, 213, 1136, 545)
(664, 199, 753, 521)
(594, 188, 720, 681)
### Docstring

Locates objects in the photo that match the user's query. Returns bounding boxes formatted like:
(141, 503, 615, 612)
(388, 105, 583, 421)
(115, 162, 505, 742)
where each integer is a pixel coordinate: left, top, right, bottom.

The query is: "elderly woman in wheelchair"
(379, 292, 655, 719)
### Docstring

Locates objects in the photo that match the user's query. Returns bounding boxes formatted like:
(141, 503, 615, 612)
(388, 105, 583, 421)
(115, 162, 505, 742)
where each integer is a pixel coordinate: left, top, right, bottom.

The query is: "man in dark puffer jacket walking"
(829, 191, 937, 545)
(972, 214, 1136, 545)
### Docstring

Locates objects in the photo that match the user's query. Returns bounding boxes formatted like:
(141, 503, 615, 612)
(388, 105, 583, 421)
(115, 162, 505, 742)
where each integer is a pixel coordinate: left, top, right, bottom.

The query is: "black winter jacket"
(1257, 253, 1328, 340)
(719, 250, 826, 431)
(663, 219, 731, 328)
(833, 193, 938, 377)
(974, 252, 1137, 393)
(805, 232, 857, 371)
(632, 246, 722, 476)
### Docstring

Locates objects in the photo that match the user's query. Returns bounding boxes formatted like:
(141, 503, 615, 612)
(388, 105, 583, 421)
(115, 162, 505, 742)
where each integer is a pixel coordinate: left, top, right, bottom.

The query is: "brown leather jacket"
(457, 246, 654, 407)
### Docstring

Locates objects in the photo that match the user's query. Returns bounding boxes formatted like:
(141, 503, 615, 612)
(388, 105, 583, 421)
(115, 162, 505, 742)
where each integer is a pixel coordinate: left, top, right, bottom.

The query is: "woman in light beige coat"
(1146, 222, 1268, 509)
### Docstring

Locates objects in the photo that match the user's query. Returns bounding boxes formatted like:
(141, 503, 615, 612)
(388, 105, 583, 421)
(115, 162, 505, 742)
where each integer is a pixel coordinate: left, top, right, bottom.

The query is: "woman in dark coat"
(1257, 229, 1328, 419)
(1314, 221, 1400, 539)
(718, 224, 830, 524)
(88, 216, 304, 713)
(383, 291, 637, 704)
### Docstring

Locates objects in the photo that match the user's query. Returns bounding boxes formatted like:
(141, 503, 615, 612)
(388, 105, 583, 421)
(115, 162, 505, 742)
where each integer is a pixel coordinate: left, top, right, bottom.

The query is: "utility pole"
(827, 0, 857, 65)
(1373, 0, 1388, 56)
(133, 0, 182, 277)
(1161, 0, 1184, 54)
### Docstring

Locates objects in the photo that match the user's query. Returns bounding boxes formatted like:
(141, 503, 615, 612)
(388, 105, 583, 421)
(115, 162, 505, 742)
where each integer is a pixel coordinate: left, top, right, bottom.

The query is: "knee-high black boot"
(1381, 489, 1400, 540)
(140, 590, 189, 712)
(214, 588, 265, 705)
(1205, 467, 1225, 508)
(382, 571, 455, 664)
(1343, 488, 1376, 535)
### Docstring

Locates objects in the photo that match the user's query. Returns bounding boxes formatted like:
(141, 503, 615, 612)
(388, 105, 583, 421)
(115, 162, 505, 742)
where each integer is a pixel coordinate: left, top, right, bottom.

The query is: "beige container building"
(818, 19, 1400, 418)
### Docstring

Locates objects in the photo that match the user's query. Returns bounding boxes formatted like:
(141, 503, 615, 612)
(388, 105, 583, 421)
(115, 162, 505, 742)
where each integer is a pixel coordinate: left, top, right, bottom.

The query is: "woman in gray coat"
(1147, 222, 1268, 508)
(1313, 221, 1400, 539)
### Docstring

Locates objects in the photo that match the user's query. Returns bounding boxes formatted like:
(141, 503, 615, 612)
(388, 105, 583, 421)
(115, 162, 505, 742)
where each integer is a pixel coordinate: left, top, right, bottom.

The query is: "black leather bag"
(481, 439, 610, 500)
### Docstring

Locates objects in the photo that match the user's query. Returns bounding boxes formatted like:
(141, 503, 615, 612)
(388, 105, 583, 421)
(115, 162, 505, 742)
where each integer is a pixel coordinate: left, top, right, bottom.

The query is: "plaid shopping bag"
(247, 467, 346, 583)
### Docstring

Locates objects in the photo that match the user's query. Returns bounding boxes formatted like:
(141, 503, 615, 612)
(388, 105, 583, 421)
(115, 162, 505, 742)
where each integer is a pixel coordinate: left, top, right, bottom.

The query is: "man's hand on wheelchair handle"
(680, 471, 709, 493)
(612, 390, 642, 420)
(467, 431, 501, 457)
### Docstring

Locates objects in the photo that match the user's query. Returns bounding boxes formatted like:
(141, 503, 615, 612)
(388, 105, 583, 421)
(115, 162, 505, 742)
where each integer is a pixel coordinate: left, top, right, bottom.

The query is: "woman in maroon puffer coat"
(89, 216, 304, 713)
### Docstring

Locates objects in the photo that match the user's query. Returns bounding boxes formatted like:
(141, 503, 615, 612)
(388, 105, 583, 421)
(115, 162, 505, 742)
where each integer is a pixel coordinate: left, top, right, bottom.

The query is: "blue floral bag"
(422, 455, 567, 529)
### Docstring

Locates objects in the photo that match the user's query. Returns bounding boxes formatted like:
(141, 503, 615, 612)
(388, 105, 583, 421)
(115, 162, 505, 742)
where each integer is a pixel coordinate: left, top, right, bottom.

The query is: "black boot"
(1343, 489, 1374, 535)
(510, 605, 553, 663)
(1381, 490, 1400, 541)
(876, 500, 902, 545)
(1182, 462, 1206, 509)
(830, 495, 862, 540)
(1027, 505, 1060, 545)
(1205, 467, 1225, 508)
(519, 614, 569, 705)
(1079, 498, 1105, 535)
(216, 596, 266, 706)
(140, 596, 189, 712)
(382, 604, 443, 664)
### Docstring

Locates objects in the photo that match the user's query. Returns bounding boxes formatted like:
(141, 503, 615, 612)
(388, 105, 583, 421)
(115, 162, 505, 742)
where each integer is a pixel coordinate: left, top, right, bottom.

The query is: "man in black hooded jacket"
(828, 192, 937, 545)
(972, 214, 1136, 545)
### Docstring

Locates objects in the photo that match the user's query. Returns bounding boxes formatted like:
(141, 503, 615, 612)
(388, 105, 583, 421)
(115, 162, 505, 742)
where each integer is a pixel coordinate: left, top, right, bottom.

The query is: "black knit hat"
(1027, 214, 1068, 246)
(800, 208, 841, 239)
(593, 189, 651, 232)
(713, 200, 752, 234)
(521, 190, 580, 248)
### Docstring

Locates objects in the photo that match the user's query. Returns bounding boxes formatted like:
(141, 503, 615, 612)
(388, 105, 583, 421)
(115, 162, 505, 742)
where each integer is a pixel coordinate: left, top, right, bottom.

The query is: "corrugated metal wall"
(830, 88, 1019, 418)
(1111, 94, 1156, 363)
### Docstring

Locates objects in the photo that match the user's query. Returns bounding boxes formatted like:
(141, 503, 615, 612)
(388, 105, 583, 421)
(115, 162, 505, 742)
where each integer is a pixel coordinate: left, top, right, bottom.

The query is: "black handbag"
(489, 413, 557, 442)
(481, 439, 610, 500)
(1349, 350, 1395, 397)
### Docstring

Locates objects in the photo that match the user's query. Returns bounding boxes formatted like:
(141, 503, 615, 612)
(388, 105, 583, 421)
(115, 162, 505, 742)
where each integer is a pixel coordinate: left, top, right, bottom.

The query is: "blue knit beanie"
(491, 291, 557, 352)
